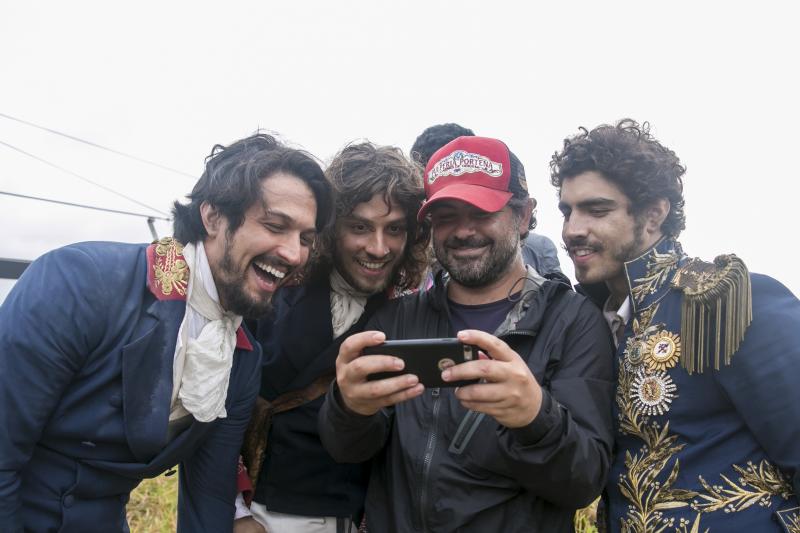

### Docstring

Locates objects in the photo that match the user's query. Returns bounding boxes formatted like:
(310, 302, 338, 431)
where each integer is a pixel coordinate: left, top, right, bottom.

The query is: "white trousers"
(249, 502, 358, 533)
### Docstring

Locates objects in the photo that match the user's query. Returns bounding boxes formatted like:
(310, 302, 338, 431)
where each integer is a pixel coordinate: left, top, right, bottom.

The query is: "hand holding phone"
(334, 331, 425, 416)
(363, 338, 480, 388)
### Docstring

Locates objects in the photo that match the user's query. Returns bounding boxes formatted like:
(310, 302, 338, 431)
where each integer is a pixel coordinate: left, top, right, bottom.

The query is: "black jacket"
(253, 278, 386, 518)
(319, 270, 615, 532)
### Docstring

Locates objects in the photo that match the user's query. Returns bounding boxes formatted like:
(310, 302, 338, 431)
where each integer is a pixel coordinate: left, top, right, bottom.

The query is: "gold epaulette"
(671, 254, 752, 374)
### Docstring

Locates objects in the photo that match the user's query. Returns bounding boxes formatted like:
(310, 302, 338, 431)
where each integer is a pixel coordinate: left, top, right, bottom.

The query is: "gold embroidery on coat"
(617, 361, 697, 532)
(692, 460, 793, 513)
(777, 507, 800, 533)
(631, 249, 679, 305)
(153, 237, 188, 296)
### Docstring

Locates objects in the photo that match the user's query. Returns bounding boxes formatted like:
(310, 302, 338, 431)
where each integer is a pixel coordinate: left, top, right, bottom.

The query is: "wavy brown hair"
(310, 141, 430, 291)
(550, 119, 687, 238)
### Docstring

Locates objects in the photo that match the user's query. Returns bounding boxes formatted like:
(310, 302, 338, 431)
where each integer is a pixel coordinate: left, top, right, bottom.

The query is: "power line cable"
(0, 112, 196, 179)
(0, 139, 170, 216)
(0, 190, 171, 220)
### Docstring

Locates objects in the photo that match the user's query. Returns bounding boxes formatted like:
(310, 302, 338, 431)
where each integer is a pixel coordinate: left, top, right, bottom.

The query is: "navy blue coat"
(252, 277, 383, 518)
(0, 241, 261, 533)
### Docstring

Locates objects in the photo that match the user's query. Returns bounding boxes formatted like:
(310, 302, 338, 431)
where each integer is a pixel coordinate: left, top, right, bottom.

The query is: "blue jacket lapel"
(121, 297, 185, 463)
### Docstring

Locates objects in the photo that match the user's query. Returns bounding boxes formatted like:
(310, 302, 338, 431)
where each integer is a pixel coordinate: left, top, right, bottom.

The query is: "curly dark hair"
(311, 141, 430, 292)
(172, 133, 333, 243)
(549, 119, 686, 238)
(410, 123, 475, 167)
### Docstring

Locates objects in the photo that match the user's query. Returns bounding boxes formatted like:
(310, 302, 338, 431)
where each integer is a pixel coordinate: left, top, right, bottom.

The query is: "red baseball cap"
(417, 136, 513, 221)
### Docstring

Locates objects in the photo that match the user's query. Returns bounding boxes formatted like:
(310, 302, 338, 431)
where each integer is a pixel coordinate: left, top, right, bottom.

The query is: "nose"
(562, 213, 589, 242)
(365, 232, 389, 258)
(276, 233, 305, 266)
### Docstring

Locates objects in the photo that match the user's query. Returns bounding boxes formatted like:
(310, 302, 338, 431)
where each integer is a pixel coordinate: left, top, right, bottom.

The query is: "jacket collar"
(145, 237, 253, 351)
(623, 237, 686, 314)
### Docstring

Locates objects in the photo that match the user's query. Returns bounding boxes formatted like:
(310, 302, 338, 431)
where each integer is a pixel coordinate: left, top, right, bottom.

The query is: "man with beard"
(410, 122, 562, 277)
(233, 142, 428, 533)
(0, 133, 332, 533)
(551, 119, 800, 532)
(319, 136, 614, 532)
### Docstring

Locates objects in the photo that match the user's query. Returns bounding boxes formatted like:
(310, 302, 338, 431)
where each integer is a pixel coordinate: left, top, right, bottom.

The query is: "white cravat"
(170, 241, 242, 423)
(329, 269, 371, 339)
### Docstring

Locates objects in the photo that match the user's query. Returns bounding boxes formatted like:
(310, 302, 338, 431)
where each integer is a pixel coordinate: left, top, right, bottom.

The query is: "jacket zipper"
(417, 387, 441, 532)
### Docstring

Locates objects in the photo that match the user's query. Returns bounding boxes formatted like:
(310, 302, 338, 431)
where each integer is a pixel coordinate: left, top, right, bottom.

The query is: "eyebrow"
(263, 207, 316, 232)
(558, 197, 618, 211)
(343, 213, 407, 225)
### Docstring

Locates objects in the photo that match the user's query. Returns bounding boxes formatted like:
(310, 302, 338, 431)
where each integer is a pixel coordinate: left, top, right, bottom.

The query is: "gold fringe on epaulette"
(674, 255, 752, 374)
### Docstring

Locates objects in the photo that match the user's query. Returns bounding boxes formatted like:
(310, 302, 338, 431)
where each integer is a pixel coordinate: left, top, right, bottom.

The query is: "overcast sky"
(2, 1, 798, 302)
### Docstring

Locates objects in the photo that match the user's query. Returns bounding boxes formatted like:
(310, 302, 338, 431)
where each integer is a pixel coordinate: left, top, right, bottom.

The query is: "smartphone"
(363, 338, 480, 388)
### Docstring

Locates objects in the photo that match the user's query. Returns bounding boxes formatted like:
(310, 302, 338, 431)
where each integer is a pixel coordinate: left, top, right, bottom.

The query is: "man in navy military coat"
(0, 133, 333, 532)
(552, 119, 800, 532)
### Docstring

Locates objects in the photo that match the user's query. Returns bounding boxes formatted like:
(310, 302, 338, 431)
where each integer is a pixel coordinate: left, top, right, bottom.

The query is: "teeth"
(357, 260, 386, 270)
(254, 260, 286, 279)
(573, 248, 594, 257)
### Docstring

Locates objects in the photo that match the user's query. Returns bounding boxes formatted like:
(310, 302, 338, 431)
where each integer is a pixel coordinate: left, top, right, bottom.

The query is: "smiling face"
(333, 193, 408, 294)
(429, 200, 523, 289)
(202, 171, 318, 318)
(558, 170, 659, 297)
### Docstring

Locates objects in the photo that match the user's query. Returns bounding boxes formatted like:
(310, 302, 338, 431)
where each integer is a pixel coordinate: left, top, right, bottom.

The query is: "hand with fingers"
(441, 329, 543, 428)
(336, 331, 426, 416)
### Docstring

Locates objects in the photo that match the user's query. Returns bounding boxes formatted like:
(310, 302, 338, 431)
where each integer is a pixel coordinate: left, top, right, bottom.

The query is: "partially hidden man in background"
(552, 119, 800, 531)
(410, 122, 562, 277)
(0, 133, 333, 533)
(234, 142, 428, 532)
(320, 135, 615, 532)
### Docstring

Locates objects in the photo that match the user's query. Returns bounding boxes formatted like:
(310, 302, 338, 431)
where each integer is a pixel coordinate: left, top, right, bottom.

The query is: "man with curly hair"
(411, 122, 562, 277)
(234, 142, 429, 533)
(551, 119, 800, 532)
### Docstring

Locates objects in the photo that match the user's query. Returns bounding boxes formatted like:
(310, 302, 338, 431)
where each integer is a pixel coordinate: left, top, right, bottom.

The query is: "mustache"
(564, 236, 602, 252)
(444, 236, 492, 249)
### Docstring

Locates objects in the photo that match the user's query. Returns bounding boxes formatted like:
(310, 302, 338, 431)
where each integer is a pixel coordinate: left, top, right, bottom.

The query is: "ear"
(645, 198, 671, 235)
(200, 201, 223, 237)
(517, 198, 534, 236)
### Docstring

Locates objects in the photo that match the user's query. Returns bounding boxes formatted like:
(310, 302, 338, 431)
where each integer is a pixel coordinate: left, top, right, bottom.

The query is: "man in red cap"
(319, 136, 615, 532)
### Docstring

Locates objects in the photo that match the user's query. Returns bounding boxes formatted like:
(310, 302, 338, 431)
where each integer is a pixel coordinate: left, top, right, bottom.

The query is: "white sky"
(2, 1, 798, 302)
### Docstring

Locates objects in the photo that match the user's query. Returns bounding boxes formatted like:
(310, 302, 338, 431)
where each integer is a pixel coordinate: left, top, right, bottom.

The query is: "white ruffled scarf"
(329, 269, 371, 338)
(170, 241, 242, 423)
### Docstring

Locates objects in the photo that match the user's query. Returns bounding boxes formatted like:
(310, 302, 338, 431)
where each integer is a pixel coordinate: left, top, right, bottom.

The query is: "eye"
(387, 224, 406, 236)
(589, 208, 611, 217)
(264, 223, 285, 233)
(301, 233, 316, 247)
(431, 212, 455, 225)
(350, 223, 369, 233)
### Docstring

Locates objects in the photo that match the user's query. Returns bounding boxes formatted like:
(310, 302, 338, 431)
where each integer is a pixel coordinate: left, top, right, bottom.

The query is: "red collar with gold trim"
(146, 237, 254, 351)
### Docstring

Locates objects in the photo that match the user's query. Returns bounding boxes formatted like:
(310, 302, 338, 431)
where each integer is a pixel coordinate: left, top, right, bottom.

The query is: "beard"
(434, 231, 520, 288)
(215, 242, 275, 320)
(568, 217, 646, 285)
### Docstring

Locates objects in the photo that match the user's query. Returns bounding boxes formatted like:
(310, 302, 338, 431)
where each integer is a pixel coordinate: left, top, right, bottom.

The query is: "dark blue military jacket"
(599, 239, 799, 532)
(0, 239, 261, 533)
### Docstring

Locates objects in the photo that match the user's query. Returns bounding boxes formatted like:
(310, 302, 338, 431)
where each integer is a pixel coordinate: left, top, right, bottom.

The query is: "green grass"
(127, 473, 178, 532)
(126, 470, 600, 532)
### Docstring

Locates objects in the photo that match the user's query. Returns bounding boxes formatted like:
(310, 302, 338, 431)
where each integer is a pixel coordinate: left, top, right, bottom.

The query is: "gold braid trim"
(671, 254, 752, 374)
(777, 507, 800, 533)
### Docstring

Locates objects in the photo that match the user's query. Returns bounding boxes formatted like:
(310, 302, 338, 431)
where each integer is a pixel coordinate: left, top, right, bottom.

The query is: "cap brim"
(417, 184, 513, 222)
